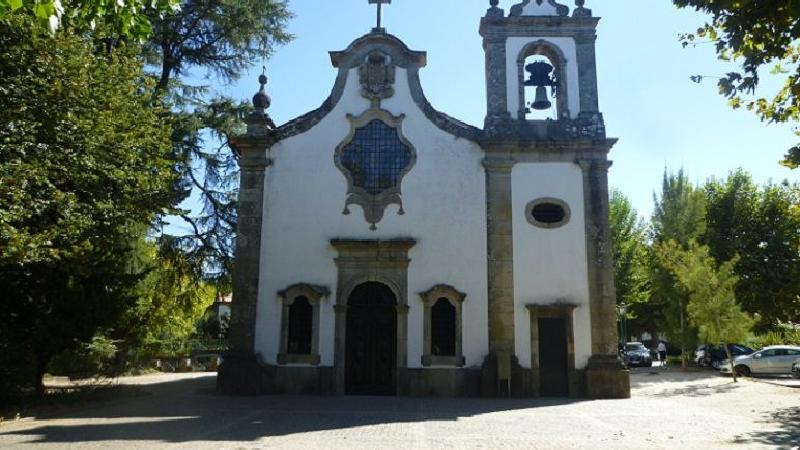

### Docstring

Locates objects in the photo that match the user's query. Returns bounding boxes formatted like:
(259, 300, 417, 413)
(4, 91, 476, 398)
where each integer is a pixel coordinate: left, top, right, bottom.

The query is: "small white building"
(220, 0, 629, 398)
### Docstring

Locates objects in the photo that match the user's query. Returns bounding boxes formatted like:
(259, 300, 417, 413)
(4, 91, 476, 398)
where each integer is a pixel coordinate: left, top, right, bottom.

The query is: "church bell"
(524, 61, 557, 110)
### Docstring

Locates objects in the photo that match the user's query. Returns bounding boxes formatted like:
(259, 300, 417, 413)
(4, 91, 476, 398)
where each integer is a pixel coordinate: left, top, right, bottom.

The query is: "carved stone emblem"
(359, 51, 396, 106)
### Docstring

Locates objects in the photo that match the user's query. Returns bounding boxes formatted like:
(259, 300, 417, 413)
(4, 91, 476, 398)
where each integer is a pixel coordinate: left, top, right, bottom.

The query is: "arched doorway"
(345, 282, 397, 395)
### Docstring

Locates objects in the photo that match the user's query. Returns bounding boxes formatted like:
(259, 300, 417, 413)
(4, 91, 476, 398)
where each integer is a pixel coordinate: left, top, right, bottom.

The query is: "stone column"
(578, 158, 630, 399)
(575, 31, 600, 114)
(218, 118, 271, 394)
(481, 22, 512, 134)
(333, 303, 348, 395)
(484, 157, 516, 395)
(396, 303, 410, 394)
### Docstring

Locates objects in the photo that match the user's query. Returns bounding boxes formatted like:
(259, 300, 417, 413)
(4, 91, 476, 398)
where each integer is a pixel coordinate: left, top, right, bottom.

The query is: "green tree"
(660, 241, 753, 381)
(674, 0, 800, 167)
(0, 16, 180, 395)
(650, 169, 707, 368)
(117, 237, 217, 361)
(144, 0, 292, 283)
(0, 0, 179, 38)
(609, 190, 651, 339)
(702, 170, 800, 330)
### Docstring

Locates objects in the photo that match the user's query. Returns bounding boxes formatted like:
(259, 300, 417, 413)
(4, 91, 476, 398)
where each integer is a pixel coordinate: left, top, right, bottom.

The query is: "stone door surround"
(526, 302, 579, 396)
(330, 238, 415, 395)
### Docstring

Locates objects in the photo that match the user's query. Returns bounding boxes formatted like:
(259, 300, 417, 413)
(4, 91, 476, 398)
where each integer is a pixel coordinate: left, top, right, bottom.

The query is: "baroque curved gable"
(268, 32, 481, 144)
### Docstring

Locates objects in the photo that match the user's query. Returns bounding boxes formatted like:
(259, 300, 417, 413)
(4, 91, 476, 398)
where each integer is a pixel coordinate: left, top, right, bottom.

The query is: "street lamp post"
(618, 302, 628, 346)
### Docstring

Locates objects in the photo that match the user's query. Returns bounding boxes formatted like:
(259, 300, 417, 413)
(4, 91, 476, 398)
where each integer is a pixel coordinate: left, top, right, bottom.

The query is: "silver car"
(720, 345, 800, 377)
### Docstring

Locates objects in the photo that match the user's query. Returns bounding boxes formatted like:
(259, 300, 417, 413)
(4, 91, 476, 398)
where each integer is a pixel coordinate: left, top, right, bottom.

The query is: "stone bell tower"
(479, 0, 630, 398)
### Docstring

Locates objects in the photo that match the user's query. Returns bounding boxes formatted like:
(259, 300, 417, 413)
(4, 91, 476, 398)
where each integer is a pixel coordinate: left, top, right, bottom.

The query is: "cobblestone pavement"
(0, 369, 798, 449)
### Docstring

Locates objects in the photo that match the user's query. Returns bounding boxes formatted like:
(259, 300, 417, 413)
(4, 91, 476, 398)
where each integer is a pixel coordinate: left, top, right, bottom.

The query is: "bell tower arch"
(480, 0, 600, 135)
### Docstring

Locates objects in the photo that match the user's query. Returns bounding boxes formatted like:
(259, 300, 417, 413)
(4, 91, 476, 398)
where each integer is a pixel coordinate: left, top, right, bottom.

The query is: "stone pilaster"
(217, 114, 271, 395)
(332, 303, 348, 395)
(480, 15, 512, 134)
(577, 158, 630, 398)
(575, 31, 600, 115)
(483, 157, 516, 394)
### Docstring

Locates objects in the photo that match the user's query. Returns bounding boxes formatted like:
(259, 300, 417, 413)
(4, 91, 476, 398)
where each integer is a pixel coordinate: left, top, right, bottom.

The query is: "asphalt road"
(1, 369, 798, 449)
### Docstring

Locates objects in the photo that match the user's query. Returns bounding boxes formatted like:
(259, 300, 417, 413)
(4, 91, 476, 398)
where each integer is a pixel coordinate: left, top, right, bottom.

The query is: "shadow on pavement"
(1, 374, 589, 444)
(735, 405, 800, 447)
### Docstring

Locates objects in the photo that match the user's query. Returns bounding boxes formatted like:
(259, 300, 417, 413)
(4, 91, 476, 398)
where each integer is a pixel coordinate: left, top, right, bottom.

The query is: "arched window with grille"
(287, 296, 313, 355)
(277, 284, 329, 365)
(420, 285, 466, 367)
(431, 298, 456, 357)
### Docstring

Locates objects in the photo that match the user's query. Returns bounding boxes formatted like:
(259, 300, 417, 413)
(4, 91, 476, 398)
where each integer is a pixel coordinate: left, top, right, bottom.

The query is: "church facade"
(219, 0, 630, 398)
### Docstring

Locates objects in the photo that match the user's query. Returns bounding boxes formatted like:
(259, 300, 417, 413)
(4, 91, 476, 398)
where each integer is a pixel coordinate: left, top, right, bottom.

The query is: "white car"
(720, 345, 800, 377)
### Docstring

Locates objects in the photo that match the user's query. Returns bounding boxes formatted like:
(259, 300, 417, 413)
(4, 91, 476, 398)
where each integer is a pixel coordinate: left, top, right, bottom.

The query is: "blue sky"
(215, 0, 798, 220)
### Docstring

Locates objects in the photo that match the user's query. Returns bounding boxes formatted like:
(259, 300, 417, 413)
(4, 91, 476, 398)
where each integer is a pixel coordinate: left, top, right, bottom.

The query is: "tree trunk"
(34, 353, 47, 397)
(679, 304, 688, 370)
(724, 343, 737, 383)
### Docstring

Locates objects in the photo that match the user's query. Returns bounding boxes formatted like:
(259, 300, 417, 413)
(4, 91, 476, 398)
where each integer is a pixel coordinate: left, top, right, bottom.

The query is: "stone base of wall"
(585, 355, 631, 399)
(217, 354, 265, 395)
(401, 368, 482, 396)
(218, 355, 619, 398)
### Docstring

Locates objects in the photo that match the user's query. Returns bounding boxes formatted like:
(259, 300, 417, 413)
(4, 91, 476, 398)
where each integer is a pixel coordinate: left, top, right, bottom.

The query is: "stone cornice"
(330, 238, 417, 253)
(480, 15, 600, 39)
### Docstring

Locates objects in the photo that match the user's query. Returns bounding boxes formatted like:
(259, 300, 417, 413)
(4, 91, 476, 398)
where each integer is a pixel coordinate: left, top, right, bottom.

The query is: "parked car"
(793, 357, 800, 380)
(623, 342, 653, 368)
(695, 343, 754, 369)
(720, 345, 800, 377)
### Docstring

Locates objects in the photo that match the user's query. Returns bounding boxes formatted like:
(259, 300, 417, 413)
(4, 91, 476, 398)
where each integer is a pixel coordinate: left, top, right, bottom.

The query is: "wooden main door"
(538, 317, 569, 397)
(345, 282, 397, 395)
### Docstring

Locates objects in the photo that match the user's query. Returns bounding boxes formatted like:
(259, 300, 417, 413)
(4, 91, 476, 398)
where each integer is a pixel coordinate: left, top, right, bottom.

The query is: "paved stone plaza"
(1, 370, 798, 449)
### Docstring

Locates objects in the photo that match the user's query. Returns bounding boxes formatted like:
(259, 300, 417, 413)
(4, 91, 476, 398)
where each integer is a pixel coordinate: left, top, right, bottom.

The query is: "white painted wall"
(506, 37, 580, 119)
(511, 163, 592, 369)
(254, 66, 489, 369)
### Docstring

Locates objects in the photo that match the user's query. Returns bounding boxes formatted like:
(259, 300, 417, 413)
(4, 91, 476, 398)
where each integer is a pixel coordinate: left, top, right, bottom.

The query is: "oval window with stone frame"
(525, 198, 570, 229)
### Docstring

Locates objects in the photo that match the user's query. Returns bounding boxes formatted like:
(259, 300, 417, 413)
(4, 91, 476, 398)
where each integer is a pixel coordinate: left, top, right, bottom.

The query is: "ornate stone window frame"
(277, 283, 329, 365)
(420, 284, 466, 367)
(525, 197, 571, 229)
(517, 40, 571, 120)
(526, 302, 579, 396)
(334, 108, 417, 230)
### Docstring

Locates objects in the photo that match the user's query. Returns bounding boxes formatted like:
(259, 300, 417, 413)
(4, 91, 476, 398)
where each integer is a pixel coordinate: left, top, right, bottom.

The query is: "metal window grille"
(341, 119, 412, 195)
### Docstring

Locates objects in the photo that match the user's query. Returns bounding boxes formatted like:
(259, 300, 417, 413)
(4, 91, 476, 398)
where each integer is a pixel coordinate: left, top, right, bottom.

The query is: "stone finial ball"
(490, 0, 499, 6)
(258, 73, 268, 85)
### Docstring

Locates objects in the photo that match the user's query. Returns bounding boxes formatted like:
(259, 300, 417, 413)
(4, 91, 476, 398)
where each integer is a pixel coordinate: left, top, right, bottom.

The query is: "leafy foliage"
(659, 239, 753, 379)
(675, 0, 800, 167)
(144, 0, 292, 283)
(748, 323, 800, 348)
(0, 0, 179, 37)
(0, 15, 179, 394)
(648, 170, 707, 364)
(118, 236, 217, 360)
(652, 169, 707, 246)
(609, 190, 651, 333)
(702, 170, 800, 330)
(661, 241, 753, 345)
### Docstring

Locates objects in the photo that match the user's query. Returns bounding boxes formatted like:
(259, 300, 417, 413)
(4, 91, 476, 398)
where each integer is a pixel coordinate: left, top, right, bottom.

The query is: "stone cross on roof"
(368, 0, 391, 33)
